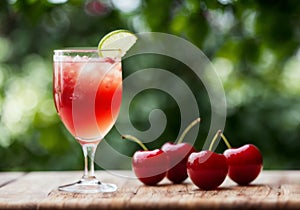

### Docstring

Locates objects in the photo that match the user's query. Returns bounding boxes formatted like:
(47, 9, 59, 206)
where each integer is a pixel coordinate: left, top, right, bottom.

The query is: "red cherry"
(132, 149, 168, 186)
(162, 142, 196, 183)
(187, 150, 228, 190)
(161, 118, 200, 184)
(224, 144, 263, 185)
(219, 132, 263, 185)
(187, 130, 228, 190)
(122, 135, 168, 185)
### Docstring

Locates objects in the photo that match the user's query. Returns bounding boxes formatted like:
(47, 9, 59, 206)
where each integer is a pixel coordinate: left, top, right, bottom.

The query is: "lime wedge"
(98, 29, 138, 58)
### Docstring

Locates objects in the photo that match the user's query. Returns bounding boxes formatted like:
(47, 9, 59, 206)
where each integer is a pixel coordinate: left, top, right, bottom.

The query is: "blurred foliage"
(0, 0, 300, 171)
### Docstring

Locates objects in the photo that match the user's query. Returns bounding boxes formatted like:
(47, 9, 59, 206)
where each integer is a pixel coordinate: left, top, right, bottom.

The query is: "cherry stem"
(122, 135, 149, 151)
(177, 117, 201, 144)
(208, 130, 222, 151)
(220, 133, 232, 149)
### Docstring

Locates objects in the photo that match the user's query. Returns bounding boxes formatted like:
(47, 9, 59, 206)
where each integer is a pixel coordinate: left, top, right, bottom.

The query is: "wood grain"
(0, 172, 25, 187)
(0, 171, 299, 209)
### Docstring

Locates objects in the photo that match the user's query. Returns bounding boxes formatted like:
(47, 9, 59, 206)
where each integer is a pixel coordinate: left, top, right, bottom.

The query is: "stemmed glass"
(53, 48, 122, 193)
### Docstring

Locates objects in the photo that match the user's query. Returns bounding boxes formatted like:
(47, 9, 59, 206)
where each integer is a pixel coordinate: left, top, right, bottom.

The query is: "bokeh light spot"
(111, 0, 141, 13)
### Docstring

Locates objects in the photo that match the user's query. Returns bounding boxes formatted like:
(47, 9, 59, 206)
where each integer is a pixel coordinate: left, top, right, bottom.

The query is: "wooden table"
(0, 171, 299, 209)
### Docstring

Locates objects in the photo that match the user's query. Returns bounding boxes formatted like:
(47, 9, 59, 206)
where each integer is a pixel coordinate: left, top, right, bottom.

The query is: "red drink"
(53, 55, 122, 144)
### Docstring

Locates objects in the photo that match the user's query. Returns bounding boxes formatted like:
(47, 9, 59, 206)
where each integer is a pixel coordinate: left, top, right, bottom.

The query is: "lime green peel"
(98, 29, 138, 58)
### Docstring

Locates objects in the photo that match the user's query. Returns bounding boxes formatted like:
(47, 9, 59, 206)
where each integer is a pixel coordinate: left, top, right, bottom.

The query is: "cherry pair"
(187, 130, 263, 190)
(122, 118, 200, 185)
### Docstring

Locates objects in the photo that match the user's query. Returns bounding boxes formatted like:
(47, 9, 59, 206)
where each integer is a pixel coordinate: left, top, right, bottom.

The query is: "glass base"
(58, 176, 117, 193)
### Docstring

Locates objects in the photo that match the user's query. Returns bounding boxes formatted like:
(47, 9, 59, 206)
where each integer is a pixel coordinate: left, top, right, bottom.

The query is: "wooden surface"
(0, 170, 299, 209)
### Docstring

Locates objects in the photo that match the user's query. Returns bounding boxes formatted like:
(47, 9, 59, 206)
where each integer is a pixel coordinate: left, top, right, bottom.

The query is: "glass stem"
(81, 143, 98, 179)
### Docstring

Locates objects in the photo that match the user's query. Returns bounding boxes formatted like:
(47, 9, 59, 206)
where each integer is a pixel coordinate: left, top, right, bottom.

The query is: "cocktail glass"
(53, 48, 122, 193)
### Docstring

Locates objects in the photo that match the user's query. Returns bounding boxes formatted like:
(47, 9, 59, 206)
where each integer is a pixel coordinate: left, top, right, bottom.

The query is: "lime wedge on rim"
(98, 29, 138, 58)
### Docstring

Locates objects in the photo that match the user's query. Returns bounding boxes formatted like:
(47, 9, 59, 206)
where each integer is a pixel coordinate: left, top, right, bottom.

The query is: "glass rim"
(54, 47, 121, 53)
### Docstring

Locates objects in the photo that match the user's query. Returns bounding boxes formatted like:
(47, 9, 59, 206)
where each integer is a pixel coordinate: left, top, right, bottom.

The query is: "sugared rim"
(54, 47, 121, 53)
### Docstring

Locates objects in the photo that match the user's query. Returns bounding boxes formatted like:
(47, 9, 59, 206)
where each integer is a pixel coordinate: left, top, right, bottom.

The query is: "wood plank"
(39, 171, 300, 210)
(0, 171, 81, 209)
(0, 172, 25, 188)
(0, 171, 299, 209)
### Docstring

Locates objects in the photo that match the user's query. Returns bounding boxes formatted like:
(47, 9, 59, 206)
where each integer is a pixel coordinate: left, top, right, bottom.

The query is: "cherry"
(220, 132, 263, 185)
(122, 135, 168, 186)
(161, 118, 200, 183)
(187, 130, 228, 190)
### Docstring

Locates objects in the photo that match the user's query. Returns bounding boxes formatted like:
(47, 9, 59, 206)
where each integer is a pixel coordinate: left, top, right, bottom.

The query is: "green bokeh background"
(0, 0, 300, 171)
